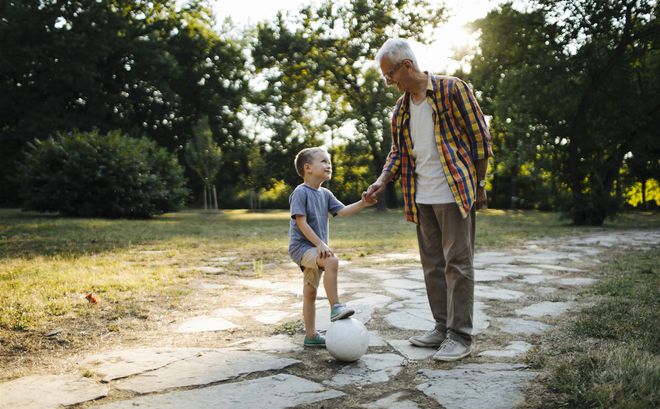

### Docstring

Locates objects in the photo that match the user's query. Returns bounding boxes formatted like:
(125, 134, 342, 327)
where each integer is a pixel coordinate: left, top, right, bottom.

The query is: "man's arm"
(294, 215, 333, 258)
(475, 158, 488, 210)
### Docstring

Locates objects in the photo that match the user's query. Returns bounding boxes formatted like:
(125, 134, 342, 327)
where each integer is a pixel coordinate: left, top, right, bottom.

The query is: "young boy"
(289, 147, 376, 348)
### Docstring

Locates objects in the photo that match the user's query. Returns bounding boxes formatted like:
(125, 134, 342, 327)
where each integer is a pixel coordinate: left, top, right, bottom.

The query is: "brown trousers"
(416, 203, 475, 346)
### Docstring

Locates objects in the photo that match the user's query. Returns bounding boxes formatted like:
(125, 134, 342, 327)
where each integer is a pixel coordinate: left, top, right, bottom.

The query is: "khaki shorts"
(300, 248, 323, 289)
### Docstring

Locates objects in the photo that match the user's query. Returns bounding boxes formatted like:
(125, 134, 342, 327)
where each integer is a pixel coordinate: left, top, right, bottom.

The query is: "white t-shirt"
(409, 98, 454, 204)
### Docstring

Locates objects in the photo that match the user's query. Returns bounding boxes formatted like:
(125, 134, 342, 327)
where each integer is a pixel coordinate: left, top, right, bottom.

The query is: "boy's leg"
(302, 283, 318, 338)
(319, 255, 354, 321)
(318, 255, 339, 305)
(300, 248, 324, 339)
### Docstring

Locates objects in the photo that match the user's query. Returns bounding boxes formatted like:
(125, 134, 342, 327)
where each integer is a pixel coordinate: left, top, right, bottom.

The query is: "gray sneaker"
(408, 328, 446, 347)
(432, 338, 472, 362)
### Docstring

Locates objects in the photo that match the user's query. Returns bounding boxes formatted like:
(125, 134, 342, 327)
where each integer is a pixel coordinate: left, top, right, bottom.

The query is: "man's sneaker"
(303, 332, 326, 348)
(330, 303, 355, 321)
(409, 328, 446, 347)
(432, 338, 472, 362)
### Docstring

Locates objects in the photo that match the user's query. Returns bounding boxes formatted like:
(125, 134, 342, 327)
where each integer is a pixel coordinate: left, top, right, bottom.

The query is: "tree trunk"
(203, 186, 208, 210)
(212, 185, 218, 210)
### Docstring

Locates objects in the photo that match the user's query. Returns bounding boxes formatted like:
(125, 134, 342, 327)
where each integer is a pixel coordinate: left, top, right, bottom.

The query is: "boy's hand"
(361, 191, 377, 207)
(316, 242, 334, 259)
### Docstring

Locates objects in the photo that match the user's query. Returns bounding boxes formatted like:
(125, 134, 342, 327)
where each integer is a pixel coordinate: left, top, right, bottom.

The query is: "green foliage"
(467, 1, 658, 224)
(251, 0, 445, 208)
(17, 129, 189, 218)
(0, 0, 247, 205)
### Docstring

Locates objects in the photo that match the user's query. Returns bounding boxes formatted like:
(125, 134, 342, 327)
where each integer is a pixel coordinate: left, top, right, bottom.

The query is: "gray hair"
(375, 38, 419, 68)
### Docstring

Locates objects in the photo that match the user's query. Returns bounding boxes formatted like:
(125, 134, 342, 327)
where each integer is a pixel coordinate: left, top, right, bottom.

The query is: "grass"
(523, 248, 659, 409)
(0, 208, 658, 332)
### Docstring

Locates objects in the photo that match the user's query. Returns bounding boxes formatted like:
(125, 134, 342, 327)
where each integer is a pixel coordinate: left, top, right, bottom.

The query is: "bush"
(17, 129, 189, 218)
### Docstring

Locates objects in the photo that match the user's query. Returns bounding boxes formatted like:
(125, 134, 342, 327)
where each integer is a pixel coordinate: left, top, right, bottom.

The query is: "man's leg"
(437, 204, 475, 347)
(416, 203, 448, 336)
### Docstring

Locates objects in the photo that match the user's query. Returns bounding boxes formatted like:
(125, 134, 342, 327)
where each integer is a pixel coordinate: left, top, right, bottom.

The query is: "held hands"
(365, 181, 385, 201)
(316, 242, 334, 259)
(361, 191, 377, 207)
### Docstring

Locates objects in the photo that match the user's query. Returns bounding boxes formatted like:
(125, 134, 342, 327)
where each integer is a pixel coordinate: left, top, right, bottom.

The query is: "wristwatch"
(478, 179, 486, 188)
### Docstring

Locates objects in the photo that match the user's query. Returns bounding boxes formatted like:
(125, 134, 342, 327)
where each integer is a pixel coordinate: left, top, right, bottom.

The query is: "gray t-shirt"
(288, 183, 345, 265)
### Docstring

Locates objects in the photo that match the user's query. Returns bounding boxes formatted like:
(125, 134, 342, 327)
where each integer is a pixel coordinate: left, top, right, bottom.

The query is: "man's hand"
(475, 187, 487, 210)
(366, 180, 385, 201)
(316, 242, 334, 259)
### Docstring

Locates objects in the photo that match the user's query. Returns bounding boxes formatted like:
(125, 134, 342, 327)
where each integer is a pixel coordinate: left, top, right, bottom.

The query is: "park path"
(1, 229, 658, 409)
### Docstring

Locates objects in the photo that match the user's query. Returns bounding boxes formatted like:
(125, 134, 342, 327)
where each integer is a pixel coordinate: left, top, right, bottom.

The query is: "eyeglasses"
(383, 60, 408, 81)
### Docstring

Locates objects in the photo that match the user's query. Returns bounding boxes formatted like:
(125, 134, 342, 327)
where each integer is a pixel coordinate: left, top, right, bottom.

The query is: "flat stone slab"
(536, 286, 558, 295)
(234, 335, 302, 353)
(384, 309, 435, 331)
(81, 348, 209, 381)
(517, 274, 554, 284)
(98, 374, 344, 409)
(532, 264, 584, 272)
(417, 363, 538, 409)
(325, 353, 405, 387)
(362, 392, 421, 409)
(239, 295, 286, 307)
(383, 278, 426, 290)
(490, 264, 546, 275)
(115, 350, 299, 393)
(368, 331, 388, 347)
(479, 341, 533, 358)
(516, 301, 574, 317)
(497, 318, 552, 335)
(554, 277, 597, 286)
(475, 269, 513, 282)
(475, 285, 526, 301)
(253, 310, 290, 324)
(176, 316, 239, 333)
(387, 339, 436, 360)
(0, 374, 108, 409)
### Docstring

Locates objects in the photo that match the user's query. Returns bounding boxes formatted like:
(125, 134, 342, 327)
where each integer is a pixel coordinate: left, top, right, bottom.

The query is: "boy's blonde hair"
(294, 147, 327, 177)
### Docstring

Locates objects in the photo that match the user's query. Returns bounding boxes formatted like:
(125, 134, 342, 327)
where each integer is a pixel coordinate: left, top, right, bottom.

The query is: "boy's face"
(306, 151, 332, 181)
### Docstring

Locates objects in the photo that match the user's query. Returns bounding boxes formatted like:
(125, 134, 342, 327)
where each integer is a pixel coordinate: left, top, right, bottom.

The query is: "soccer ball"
(326, 318, 369, 362)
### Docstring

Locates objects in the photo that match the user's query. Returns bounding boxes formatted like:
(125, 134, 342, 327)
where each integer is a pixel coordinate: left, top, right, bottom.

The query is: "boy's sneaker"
(330, 303, 355, 321)
(409, 328, 446, 347)
(432, 338, 472, 362)
(303, 332, 326, 348)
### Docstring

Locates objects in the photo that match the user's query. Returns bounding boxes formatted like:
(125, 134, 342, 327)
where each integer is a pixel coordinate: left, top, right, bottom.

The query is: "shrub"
(17, 129, 189, 218)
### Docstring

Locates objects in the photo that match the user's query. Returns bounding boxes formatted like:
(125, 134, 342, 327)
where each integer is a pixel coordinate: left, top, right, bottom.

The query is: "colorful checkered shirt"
(383, 74, 493, 223)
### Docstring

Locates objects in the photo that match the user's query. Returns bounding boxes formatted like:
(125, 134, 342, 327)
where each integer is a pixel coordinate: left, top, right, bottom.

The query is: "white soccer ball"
(326, 318, 369, 362)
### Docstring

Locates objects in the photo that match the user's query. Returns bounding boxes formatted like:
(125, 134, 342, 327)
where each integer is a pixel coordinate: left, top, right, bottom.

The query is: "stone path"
(1, 230, 658, 408)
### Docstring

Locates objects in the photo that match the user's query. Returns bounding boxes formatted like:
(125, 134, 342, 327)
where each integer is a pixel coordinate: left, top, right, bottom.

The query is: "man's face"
(380, 57, 410, 93)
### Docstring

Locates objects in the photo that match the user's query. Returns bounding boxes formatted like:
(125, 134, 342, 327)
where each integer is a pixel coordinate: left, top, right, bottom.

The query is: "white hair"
(375, 38, 419, 69)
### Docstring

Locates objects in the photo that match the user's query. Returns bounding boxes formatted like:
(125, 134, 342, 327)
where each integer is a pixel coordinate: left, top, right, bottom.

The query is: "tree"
(185, 119, 223, 210)
(0, 0, 248, 205)
(252, 0, 445, 208)
(466, 1, 659, 223)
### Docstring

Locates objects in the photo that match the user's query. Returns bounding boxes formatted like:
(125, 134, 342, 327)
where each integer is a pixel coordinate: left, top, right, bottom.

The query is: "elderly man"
(366, 38, 493, 361)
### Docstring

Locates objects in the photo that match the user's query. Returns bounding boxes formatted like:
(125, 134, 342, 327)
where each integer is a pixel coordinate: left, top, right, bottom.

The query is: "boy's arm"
(294, 215, 333, 258)
(336, 192, 377, 217)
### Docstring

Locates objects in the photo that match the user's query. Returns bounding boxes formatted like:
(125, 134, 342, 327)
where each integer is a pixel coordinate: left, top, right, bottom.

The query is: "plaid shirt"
(383, 74, 493, 223)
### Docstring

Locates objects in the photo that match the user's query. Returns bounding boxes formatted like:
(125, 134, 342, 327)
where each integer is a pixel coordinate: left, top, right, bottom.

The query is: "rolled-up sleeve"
(452, 79, 493, 161)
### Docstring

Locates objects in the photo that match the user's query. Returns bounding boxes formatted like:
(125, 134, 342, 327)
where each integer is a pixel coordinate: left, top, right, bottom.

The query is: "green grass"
(524, 248, 660, 409)
(0, 208, 658, 331)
